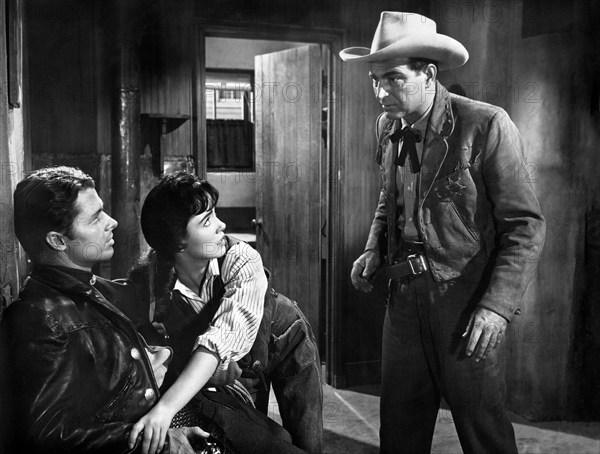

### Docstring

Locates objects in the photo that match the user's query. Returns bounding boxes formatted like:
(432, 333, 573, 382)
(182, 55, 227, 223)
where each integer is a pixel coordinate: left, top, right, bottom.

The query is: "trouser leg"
(272, 358, 323, 454)
(191, 391, 306, 454)
(444, 344, 517, 454)
(427, 275, 518, 454)
(380, 281, 440, 454)
(269, 292, 323, 454)
(242, 290, 323, 453)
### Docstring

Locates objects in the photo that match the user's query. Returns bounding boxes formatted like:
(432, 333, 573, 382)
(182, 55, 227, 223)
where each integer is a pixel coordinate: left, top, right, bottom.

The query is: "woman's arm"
(128, 346, 218, 454)
(193, 242, 268, 379)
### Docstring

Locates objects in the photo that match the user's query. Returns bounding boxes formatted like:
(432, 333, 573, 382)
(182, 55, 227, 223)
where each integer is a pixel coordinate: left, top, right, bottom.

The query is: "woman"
(125, 172, 322, 454)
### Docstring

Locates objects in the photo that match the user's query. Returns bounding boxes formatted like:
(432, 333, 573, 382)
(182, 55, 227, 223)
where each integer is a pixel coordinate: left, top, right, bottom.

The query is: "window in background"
(205, 70, 254, 171)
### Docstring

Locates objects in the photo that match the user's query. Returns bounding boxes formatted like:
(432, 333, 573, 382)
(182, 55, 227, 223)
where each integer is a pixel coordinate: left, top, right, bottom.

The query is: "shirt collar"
(173, 257, 220, 300)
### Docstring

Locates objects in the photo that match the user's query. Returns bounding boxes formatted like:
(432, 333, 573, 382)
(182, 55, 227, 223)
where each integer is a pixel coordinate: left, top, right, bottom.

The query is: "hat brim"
(339, 34, 468, 71)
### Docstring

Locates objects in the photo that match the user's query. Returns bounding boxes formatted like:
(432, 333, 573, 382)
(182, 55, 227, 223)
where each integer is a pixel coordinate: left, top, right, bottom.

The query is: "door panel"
(255, 45, 322, 337)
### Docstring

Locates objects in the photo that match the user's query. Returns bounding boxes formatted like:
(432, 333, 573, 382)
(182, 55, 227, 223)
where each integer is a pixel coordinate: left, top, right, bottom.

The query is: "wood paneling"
(0, 0, 25, 314)
(140, 0, 193, 159)
(26, 0, 97, 156)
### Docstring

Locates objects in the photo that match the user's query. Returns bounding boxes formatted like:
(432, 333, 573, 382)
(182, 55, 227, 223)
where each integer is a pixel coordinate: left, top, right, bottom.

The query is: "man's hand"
(350, 250, 381, 293)
(463, 307, 508, 362)
(165, 427, 210, 454)
(206, 360, 242, 387)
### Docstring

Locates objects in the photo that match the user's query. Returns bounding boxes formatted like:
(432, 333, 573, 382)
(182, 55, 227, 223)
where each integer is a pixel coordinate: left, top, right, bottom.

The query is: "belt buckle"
(407, 254, 427, 275)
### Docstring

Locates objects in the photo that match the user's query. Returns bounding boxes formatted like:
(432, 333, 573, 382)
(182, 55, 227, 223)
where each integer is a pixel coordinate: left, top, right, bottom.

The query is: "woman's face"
(178, 207, 227, 262)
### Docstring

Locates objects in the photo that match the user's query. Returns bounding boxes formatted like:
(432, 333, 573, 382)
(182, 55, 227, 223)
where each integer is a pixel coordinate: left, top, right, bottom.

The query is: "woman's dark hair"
(141, 172, 219, 260)
(13, 166, 95, 257)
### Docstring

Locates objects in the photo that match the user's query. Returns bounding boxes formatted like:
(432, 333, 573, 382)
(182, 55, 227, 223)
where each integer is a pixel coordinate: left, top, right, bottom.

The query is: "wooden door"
(254, 45, 322, 339)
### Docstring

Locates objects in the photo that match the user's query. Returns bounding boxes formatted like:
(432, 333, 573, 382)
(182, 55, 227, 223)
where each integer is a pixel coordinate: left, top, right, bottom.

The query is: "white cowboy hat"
(339, 12, 469, 71)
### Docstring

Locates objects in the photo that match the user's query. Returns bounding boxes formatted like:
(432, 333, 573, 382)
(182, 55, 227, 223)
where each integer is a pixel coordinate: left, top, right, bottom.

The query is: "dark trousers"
(241, 289, 323, 454)
(380, 273, 518, 454)
(190, 390, 307, 454)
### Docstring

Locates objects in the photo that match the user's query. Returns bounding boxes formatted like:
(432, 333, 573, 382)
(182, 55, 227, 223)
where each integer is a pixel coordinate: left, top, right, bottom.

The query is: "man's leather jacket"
(0, 265, 159, 454)
(365, 81, 546, 321)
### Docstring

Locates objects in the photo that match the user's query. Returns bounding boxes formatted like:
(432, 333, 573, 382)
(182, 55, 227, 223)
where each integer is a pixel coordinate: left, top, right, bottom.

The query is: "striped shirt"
(172, 240, 267, 376)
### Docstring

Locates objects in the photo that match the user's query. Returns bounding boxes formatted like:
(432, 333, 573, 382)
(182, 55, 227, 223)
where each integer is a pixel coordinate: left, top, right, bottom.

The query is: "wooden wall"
(0, 0, 26, 317)
(27, 0, 98, 158)
(140, 0, 193, 158)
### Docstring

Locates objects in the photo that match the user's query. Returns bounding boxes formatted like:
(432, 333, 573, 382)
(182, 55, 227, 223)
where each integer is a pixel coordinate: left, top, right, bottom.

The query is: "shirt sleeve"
(192, 242, 267, 373)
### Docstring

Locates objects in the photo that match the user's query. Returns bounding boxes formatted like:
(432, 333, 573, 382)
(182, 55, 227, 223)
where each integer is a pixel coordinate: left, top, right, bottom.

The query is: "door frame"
(192, 21, 344, 385)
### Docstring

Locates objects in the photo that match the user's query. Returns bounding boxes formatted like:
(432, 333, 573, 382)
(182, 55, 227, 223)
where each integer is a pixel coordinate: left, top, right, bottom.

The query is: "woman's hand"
(128, 402, 177, 454)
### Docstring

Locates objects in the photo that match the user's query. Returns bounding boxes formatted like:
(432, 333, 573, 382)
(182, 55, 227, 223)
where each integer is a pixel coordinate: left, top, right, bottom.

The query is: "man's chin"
(383, 110, 403, 120)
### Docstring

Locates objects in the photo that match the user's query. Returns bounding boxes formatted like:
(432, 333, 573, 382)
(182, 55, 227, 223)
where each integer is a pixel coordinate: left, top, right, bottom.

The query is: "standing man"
(341, 12, 545, 454)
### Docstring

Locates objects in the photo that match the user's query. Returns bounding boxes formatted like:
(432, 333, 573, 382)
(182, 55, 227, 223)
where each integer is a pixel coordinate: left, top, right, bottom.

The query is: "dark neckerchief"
(390, 126, 423, 173)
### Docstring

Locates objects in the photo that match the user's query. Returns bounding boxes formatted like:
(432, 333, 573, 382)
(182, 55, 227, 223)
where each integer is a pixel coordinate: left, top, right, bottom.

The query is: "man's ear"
(45, 231, 67, 251)
(425, 64, 438, 87)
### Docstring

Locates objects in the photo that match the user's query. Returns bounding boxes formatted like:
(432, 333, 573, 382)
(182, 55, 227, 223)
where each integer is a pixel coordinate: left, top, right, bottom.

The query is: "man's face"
(369, 58, 433, 123)
(178, 208, 227, 263)
(63, 188, 117, 269)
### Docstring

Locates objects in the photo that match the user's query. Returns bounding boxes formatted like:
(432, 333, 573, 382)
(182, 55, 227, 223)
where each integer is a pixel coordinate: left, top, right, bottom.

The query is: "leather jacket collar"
(25, 264, 97, 298)
(427, 80, 455, 139)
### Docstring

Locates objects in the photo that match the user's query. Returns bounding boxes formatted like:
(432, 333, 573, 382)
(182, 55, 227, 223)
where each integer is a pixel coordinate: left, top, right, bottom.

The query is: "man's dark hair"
(13, 166, 95, 257)
(141, 172, 219, 259)
(408, 58, 438, 73)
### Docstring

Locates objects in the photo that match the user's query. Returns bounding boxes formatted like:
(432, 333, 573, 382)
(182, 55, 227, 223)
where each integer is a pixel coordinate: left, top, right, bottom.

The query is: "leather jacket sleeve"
(477, 110, 546, 320)
(2, 301, 140, 454)
(364, 188, 388, 260)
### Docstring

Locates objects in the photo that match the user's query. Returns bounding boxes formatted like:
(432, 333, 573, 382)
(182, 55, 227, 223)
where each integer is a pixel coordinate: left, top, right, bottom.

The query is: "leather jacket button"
(144, 388, 155, 401)
(130, 348, 141, 360)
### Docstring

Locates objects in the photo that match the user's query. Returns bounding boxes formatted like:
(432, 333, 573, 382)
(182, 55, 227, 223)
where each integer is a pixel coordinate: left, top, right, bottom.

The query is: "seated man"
(0, 166, 304, 454)
(123, 172, 323, 454)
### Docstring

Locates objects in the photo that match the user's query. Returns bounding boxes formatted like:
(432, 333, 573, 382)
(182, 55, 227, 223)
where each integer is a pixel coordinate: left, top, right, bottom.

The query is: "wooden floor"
(269, 384, 600, 454)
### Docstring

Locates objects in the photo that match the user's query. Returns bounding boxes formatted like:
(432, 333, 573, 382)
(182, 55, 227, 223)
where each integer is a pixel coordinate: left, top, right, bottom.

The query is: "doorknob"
(251, 218, 263, 227)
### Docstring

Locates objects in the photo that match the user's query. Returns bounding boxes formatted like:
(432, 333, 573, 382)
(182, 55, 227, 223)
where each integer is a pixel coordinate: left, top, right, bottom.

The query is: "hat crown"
(371, 12, 437, 52)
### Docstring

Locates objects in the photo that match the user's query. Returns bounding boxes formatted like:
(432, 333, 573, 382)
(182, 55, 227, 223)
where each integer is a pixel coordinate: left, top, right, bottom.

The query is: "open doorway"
(197, 32, 337, 374)
(203, 37, 312, 247)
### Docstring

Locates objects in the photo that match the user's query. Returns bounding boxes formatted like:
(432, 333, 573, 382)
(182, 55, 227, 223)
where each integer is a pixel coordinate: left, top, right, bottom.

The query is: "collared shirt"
(172, 241, 267, 376)
(396, 101, 434, 243)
